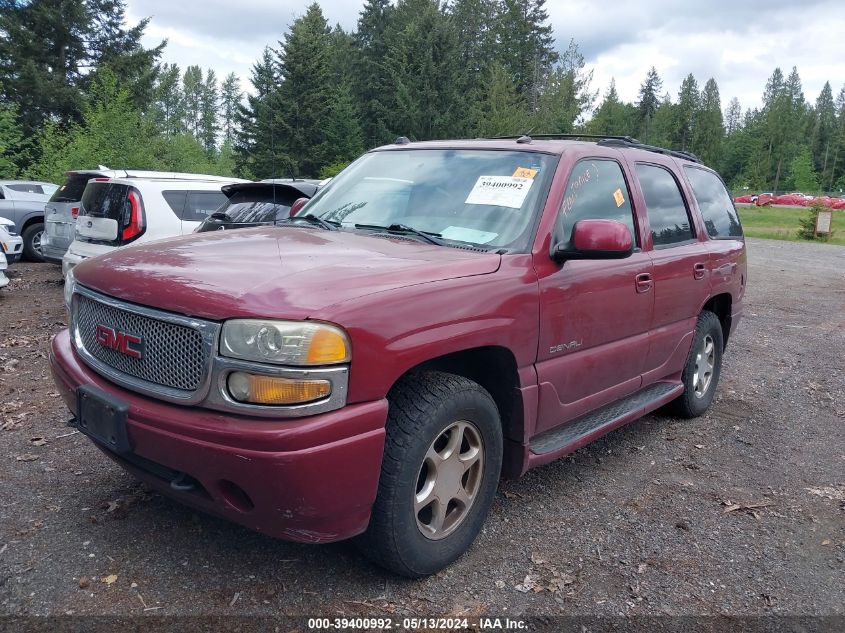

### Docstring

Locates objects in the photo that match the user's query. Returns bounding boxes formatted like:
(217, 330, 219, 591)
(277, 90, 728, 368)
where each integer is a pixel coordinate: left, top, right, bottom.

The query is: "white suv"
(62, 175, 247, 276)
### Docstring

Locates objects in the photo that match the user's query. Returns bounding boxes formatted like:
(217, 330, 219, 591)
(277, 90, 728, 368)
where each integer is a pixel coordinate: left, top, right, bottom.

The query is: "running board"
(530, 382, 682, 456)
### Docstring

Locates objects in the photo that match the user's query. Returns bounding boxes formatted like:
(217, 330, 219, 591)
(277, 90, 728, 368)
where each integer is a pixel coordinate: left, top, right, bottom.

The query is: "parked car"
(0, 180, 59, 261)
(0, 217, 24, 263)
(61, 174, 247, 276)
(194, 179, 322, 232)
(0, 248, 7, 289)
(51, 136, 746, 577)
(43, 169, 239, 265)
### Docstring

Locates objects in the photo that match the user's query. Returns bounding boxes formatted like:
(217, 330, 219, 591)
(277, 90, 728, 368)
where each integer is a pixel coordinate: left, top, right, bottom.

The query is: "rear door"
(45, 173, 95, 244)
(76, 181, 131, 244)
(535, 157, 654, 434)
(631, 162, 711, 382)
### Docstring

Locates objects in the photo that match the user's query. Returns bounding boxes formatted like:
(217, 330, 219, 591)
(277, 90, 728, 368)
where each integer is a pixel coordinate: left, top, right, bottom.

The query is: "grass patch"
(736, 205, 845, 245)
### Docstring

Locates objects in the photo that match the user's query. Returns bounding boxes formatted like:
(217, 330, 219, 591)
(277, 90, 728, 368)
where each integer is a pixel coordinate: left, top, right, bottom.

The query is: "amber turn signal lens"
(306, 328, 349, 364)
(227, 372, 331, 405)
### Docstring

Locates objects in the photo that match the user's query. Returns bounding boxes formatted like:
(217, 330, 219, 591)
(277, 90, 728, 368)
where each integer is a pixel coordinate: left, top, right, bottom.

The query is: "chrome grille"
(75, 293, 207, 392)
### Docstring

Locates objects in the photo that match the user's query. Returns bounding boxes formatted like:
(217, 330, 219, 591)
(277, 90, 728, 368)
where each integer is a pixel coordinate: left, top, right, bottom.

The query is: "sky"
(126, 0, 845, 115)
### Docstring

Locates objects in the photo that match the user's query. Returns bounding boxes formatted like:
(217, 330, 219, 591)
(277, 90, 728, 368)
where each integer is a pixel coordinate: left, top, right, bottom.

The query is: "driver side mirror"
(552, 219, 634, 262)
(289, 197, 309, 217)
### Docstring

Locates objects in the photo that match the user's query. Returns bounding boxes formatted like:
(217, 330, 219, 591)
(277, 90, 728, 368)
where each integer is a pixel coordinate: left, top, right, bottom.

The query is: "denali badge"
(95, 324, 144, 359)
(550, 340, 582, 354)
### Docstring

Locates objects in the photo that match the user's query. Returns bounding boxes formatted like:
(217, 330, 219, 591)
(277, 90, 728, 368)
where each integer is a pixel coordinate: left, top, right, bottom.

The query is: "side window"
(635, 163, 695, 247)
(183, 191, 227, 221)
(557, 159, 637, 244)
(684, 167, 743, 238)
(7, 183, 43, 194)
(0, 187, 5, 200)
(162, 190, 187, 218)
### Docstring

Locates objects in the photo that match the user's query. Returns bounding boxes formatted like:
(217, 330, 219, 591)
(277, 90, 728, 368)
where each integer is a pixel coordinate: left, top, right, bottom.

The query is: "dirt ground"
(0, 238, 843, 625)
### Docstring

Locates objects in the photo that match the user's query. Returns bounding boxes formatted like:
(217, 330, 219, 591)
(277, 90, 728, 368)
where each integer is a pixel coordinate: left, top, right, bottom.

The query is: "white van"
(62, 175, 247, 276)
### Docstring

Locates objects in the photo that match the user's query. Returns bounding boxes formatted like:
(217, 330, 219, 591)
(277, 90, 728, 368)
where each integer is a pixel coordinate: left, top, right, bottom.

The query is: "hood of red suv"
(73, 226, 501, 321)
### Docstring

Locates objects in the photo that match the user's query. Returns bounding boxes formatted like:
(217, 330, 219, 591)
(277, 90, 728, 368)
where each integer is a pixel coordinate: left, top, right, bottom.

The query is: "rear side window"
(684, 167, 743, 238)
(50, 175, 94, 202)
(7, 183, 43, 194)
(182, 191, 227, 221)
(635, 164, 695, 247)
(162, 191, 187, 217)
(557, 159, 637, 245)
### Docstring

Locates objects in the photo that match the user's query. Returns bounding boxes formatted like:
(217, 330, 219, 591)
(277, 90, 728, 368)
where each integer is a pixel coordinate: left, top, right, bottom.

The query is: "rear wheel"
(22, 222, 45, 262)
(671, 310, 724, 418)
(358, 371, 502, 577)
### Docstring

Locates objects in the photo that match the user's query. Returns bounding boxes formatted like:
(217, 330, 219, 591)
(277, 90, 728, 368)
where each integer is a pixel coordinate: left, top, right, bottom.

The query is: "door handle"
(693, 262, 707, 280)
(635, 272, 653, 293)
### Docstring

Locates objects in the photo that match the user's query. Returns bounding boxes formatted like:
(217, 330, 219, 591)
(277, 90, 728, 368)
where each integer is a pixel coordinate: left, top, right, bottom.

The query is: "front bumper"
(0, 271, 8, 288)
(62, 250, 86, 277)
(50, 329, 388, 543)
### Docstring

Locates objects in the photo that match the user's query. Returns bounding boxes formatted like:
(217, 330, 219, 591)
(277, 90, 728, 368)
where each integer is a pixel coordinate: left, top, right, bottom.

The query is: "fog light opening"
(217, 480, 254, 513)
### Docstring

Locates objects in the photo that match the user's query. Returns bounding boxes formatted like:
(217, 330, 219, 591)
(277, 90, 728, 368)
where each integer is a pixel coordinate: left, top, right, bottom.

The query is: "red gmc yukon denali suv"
(50, 137, 746, 577)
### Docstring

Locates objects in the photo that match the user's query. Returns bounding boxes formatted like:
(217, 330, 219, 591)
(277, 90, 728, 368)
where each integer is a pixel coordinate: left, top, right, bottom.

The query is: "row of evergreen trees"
(1, 0, 844, 193)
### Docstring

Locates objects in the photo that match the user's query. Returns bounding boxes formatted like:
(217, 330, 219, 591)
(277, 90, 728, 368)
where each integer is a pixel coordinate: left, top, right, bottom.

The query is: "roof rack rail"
(596, 137, 702, 164)
(488, 133, 640, 143)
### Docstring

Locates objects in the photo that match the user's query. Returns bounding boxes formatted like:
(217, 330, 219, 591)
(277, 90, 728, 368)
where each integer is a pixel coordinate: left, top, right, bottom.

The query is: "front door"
(535, 158, 654, 435)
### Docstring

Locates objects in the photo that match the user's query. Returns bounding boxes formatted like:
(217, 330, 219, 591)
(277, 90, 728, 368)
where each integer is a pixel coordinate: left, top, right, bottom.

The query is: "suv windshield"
(302, 149, 557, 250)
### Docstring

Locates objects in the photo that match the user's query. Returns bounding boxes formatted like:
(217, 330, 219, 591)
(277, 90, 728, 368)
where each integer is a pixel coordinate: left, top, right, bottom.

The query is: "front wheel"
(358, 371, 502, 577)
(671, 310, 724, 418)
(22, 222, 45, 262)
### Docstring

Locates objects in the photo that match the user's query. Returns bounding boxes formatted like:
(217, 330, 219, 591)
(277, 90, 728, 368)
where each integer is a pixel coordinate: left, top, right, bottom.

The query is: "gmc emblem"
(95, 324, 144, 359)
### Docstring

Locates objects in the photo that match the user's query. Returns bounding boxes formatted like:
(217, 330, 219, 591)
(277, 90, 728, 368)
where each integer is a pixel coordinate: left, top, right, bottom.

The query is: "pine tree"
(352, 0, 393, 148)
(724, 97, 742, 136)
(789, 146, 819, 192)
(449, 0, 497, 103)
(533, 39, 596, 133)
(152, 63, 184, 138)
(811, 82, 836, 186)
(473, 63, 527, 136)
(493, 0, 558, 111)
(0, 100, 23, 176)
(0, 0, 89, 135)
(587, 79, 634, 136)
(275, 3, 333, 176)
(694, 78, 723, 166)
(219, 73, 242, 145)
(182, 66, 203, 138)
(234, 47, 283, 178)
(636, 67, 663, 143)
(84, 0, 165, 111)
(383, 0, 465, 140)
(322, 83, 364, 173)
(673, 74, 699, 151)
(199, 70, 219, 155)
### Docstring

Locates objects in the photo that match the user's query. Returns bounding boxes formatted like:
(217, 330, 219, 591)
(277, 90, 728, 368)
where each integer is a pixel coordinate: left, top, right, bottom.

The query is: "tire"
(671, 310, 724, 418)
(358, 371, 503, 577)
(22, 222, 45, 262)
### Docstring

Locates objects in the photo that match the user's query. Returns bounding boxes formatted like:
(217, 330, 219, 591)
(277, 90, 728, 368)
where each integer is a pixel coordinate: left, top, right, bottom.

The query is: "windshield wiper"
(354, 223, 444, 246)
(282, 214, 339, 231)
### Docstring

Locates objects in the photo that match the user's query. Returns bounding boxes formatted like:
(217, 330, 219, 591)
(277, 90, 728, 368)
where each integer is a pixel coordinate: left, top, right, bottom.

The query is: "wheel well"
(21, 215, 44, 232)
(703, 293, 732, 347)
(396, 346, 523, 443)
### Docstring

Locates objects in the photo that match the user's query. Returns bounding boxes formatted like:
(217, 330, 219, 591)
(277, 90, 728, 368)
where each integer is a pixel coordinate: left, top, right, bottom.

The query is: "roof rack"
(485, 133, 703, 164)
(488, 133, 639, 143)
(596, 138, 702, 164)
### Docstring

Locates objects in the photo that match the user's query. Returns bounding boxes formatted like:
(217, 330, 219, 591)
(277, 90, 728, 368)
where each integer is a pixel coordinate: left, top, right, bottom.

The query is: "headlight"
(220, 319, 350, 366)
(63, 268, 76, 310)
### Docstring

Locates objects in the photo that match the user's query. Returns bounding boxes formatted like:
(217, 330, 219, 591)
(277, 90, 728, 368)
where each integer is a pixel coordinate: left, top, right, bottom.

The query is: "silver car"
(0, 180, 58, 262)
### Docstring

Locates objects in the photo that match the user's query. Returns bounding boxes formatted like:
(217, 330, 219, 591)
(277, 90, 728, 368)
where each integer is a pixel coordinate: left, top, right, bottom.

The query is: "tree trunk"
(773, 156, 783, 193)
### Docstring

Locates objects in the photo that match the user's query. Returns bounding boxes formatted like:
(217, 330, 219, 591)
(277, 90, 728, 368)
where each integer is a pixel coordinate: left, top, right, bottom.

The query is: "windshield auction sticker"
(465, 175, 534, 209)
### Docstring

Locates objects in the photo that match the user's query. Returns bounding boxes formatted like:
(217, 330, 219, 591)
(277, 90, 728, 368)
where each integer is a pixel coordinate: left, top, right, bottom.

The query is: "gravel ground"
(0, 238, 843, 624)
